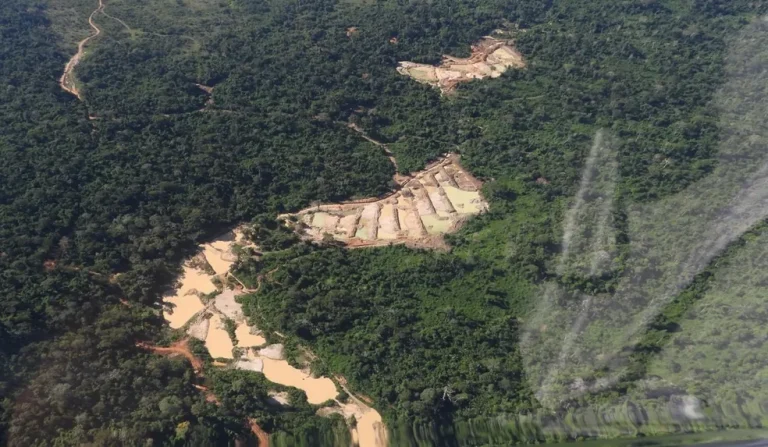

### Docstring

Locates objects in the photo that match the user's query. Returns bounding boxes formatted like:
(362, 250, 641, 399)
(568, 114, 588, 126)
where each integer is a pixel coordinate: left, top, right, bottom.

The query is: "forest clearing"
(280, 154, 488, 249)
(161, 229, 389, 447)
(397, 36, 525, 93)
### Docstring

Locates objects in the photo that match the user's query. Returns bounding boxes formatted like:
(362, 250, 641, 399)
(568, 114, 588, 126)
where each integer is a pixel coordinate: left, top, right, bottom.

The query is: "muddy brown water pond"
(163, 229, 389, 447)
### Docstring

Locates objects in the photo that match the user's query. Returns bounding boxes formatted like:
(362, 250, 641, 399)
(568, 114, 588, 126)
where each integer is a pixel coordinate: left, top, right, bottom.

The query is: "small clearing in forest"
(397, 36, 525, 93)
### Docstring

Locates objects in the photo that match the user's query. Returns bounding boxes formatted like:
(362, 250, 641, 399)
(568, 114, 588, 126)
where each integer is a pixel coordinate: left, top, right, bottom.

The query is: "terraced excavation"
(281, 154, 488, 248)
(397, 36, 525, 93)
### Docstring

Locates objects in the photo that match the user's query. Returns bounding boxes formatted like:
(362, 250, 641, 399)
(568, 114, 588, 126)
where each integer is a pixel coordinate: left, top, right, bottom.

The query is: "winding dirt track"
(136, 339, 203, 372)
(346, 123, 410, 185)
(138, 339, 270, 446)
(60, 0, 105, 100)
(248, 418, 271, 447)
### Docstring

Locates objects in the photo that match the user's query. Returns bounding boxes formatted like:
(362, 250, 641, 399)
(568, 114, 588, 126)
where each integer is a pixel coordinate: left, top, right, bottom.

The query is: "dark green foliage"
(245, 215, 300, 252)
(2, 0, 767, 444)
(235, 233, 544, 422)
(210, 369, 351, 445)
(4, 305, 239, 446)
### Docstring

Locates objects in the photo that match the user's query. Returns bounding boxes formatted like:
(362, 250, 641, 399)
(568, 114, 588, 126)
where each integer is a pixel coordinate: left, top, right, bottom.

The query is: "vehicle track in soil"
(60, 0, 105, 100)
(137, 338, 271, 446)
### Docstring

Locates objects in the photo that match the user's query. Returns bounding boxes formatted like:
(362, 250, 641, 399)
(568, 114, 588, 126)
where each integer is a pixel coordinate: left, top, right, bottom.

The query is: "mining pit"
(280, 154, 488, 249)
(397, 36, 525, 93)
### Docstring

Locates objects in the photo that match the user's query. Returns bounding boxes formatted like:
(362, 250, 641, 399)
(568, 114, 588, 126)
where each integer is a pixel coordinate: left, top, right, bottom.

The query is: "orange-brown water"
(260, 358, 338, 404)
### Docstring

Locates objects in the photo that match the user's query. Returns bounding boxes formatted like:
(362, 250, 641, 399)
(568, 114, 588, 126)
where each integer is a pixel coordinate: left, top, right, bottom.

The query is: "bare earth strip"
(59, 0, 104, 100)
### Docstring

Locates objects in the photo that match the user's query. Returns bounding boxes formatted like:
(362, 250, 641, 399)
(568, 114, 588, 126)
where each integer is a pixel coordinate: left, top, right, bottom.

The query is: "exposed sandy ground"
(161, 229, 389, 445)
(213, 289, 245, 320)
(235, 349, 264, 372)
(187, 315, 210, 340)
(280, 153, 487, 249)
(257, 344, 285, 360)
(397, 36, 525, 94)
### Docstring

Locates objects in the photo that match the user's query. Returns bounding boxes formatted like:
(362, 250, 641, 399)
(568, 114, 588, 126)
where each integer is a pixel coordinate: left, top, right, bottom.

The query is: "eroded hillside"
(397, 36, 525, 93)
(280, 154, 488, 249)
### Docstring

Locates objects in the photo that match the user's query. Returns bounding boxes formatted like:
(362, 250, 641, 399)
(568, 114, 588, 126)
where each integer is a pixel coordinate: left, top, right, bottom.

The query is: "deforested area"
(282, 154, 488, 249)
(2, 0, 768, 445)
(397, 36, 526, 94)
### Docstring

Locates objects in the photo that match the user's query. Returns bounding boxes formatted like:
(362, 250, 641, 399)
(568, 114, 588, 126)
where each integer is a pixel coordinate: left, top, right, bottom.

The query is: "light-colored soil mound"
(268, 391, 290, 406)
(281, 154, 487, 249)
(397, 36, 525, 93)
(213, 289, 244, 320)
(235, 351, 264, 372)
(187, 315, 210, 340)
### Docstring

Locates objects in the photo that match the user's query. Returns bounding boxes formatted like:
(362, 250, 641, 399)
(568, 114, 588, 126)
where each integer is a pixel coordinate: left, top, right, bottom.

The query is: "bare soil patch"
(158, 229, 390, 445)
(137, 338, 203, 373)
(280, 154, 487, 249)
(397, 36, 525, 94)
(247, 418, 270, 447)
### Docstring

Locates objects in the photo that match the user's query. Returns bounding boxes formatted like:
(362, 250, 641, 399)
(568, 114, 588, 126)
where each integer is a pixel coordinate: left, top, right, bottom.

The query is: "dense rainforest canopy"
(1, 0, 767, 445)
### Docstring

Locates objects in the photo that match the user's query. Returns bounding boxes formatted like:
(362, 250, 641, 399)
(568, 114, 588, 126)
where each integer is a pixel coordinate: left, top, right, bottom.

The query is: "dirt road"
(60, 0, 105, 100)
(347, 123, 403, 174)
(136, 338, 203, 372)
(248, 418, 271, 446)
(138, 339, 270, 446)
